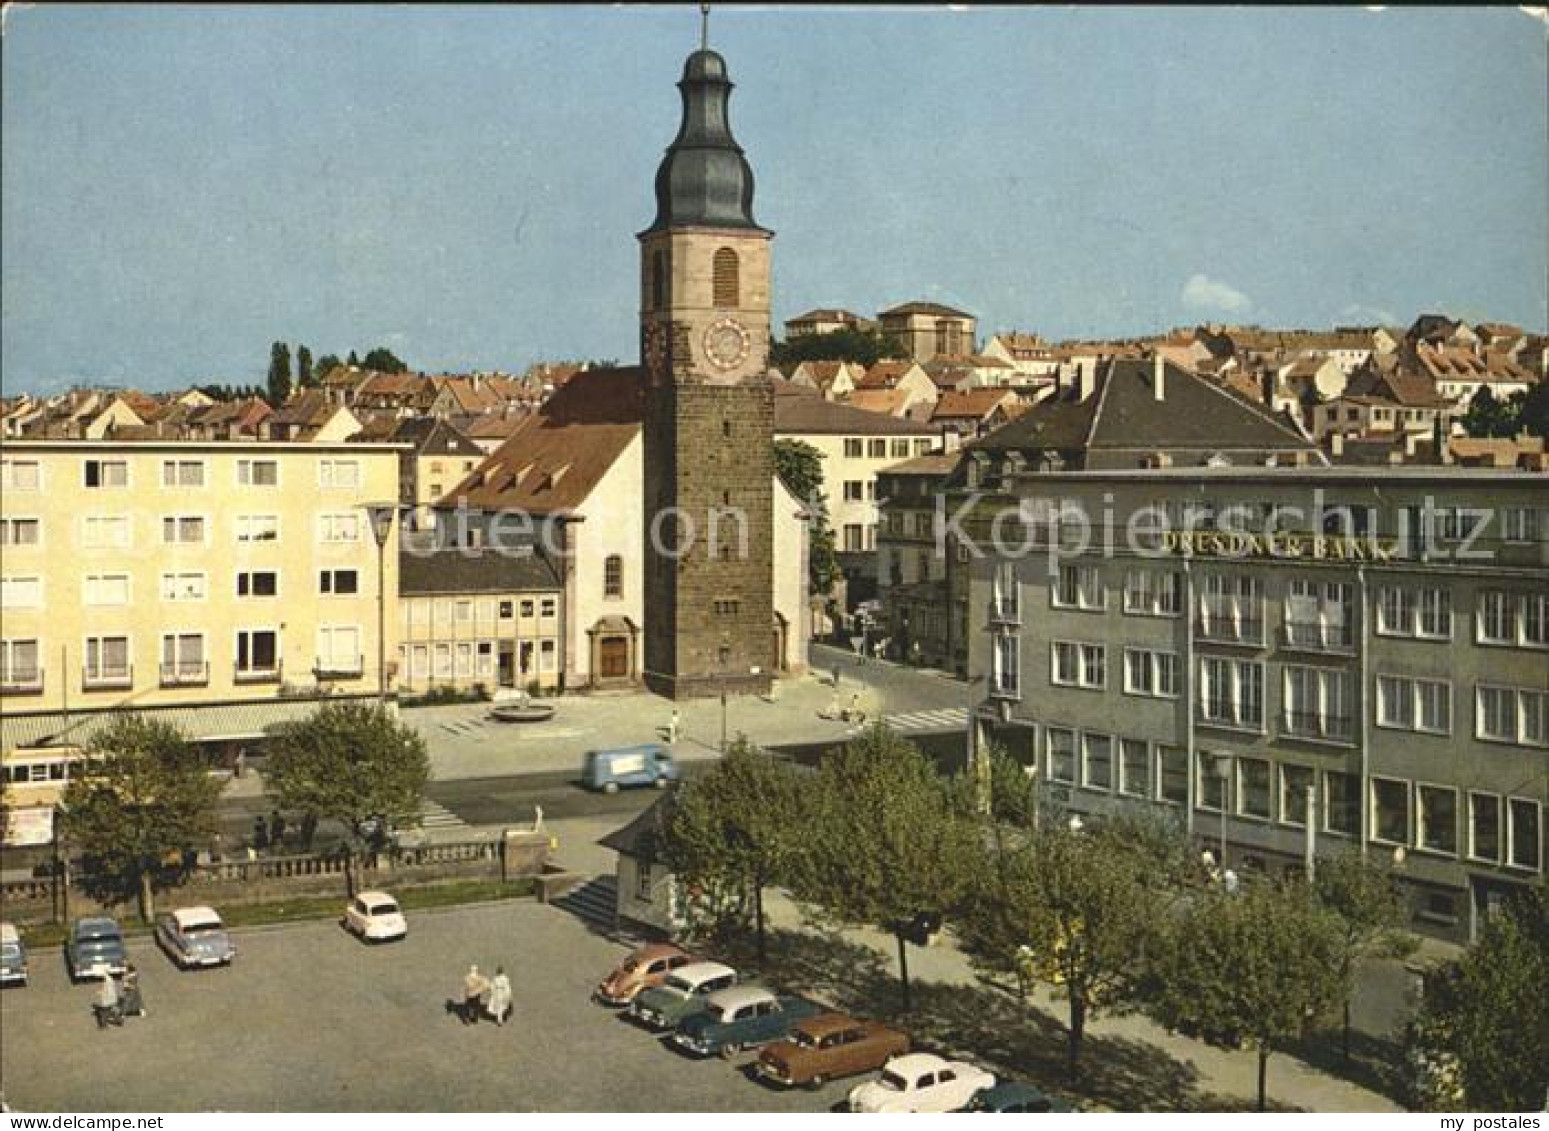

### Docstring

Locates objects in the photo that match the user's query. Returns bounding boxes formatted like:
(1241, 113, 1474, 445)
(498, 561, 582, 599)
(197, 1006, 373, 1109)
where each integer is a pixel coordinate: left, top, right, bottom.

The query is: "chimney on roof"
(1153, 353, 1166, 401)
(1077, 361, 1097, 402)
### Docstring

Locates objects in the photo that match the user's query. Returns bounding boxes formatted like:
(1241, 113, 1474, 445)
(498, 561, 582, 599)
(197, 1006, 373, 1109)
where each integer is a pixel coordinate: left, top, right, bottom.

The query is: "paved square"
(0, 900, 850, 1112)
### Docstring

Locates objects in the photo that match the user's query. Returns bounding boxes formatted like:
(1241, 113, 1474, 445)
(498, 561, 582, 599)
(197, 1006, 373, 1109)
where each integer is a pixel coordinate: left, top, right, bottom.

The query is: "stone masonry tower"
(639, 28, 774, 700)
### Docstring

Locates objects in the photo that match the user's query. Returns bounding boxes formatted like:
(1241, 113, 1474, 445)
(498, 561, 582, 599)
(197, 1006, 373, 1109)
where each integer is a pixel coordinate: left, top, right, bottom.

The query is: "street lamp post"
(1213, 753, 1232, 869)
(363, 503, 400, 707)
(1302, 781, 1317, 881)
(966, 673, 988, 815)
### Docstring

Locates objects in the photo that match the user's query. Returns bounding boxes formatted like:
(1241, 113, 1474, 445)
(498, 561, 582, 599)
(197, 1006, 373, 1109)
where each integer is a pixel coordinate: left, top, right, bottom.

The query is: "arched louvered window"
(651, 251, 668, 310)
(712, 248, 739, 308)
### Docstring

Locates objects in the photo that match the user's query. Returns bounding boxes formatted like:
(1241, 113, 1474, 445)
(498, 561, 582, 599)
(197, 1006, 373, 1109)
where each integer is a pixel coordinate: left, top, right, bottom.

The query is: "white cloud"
(1181, 274, 1252, 315)
(1340, 303, 1397, 326)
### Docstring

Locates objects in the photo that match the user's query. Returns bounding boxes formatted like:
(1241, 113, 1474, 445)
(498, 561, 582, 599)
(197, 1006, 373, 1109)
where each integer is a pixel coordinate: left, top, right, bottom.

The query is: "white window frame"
(1081, 732, 1113, 792)
(1467, 791, 1503, 864)
(1053, 565, 1104, 611)
(83, 634, 132, 681)
(1118, 738, 1150, 799)
(1045, 727, 1077, 785)
(1506, 796, 1542, 873)
(0, 576, 42, 609)
(236, 515, 280, 543)
(160, 572, 208, 602)
(1415, 781, 1459, 858)
(0, 517, 41, 547)
(161, 514, 207, 545)
(1051, 640, 1104, 690)
(319, 569, 360, 596)
(236, 458, 280, 487)
(319, 459, 362, 489)
(161, 459, 206, 488)
(83, 458, 129, 489)
(1369, 776, 1411, 848)
(235, 628, 282, 677)
(317, 513, 361, 544)
(1375, 674, 1451, 735)
(1279, 764, 1314, 829)
(82, 573, 131, 606)
(1122, 648, 1178, 699)
(1235, 756, 1272, 821)
(0, 638, 42, 688)
(0, 459, 41, 491)
(236, 570, 280, 599)
(1475, 685, 1549, 748)
(317, 625, 363, 673)
(81, 514, 131, 549)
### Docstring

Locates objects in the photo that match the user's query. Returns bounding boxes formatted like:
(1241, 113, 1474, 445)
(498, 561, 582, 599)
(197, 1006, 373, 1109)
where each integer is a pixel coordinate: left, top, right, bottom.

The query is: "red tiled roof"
(444, 368, 642, 515)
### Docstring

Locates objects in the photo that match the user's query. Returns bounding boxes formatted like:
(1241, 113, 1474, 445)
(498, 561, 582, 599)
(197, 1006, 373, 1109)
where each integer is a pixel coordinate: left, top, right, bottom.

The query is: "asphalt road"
(0, 899, 860, 1113)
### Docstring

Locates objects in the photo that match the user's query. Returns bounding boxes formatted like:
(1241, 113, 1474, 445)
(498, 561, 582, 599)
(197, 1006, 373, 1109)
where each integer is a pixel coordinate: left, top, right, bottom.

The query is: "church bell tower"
(639, 20, 775, 700)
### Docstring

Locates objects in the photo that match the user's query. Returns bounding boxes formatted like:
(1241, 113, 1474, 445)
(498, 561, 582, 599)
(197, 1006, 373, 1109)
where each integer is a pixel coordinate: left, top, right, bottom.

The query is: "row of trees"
(263, 342, 409, 406)
(768, 326, 908, 370)
(58, 704, 429, 917)
(661, 728, 1543, 1111)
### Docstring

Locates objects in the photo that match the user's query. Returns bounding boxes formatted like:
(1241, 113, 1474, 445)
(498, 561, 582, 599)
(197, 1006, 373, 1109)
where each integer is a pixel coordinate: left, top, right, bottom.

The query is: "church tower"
(639, 26, 775, 700)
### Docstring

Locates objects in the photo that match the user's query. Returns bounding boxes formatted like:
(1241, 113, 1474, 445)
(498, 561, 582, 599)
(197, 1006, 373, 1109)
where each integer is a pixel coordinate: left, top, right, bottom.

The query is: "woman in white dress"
(487, 966, 512, 1026)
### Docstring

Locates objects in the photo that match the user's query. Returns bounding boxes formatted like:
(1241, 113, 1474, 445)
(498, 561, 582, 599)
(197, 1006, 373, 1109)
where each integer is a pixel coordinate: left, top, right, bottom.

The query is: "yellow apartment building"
(0, 439, 406, 844)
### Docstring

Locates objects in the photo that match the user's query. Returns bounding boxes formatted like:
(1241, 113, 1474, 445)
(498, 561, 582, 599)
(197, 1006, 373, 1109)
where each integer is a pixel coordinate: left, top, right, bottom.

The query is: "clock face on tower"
(703, 317, 752, 372)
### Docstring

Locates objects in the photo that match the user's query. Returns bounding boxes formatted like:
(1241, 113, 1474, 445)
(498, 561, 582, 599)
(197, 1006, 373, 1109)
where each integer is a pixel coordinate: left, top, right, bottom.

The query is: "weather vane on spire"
(700, 3, 710, 50)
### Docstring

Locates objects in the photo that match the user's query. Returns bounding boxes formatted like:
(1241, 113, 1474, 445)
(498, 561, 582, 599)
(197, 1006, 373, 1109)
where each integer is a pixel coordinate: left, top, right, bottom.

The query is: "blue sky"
(3, 5, 1546, 395)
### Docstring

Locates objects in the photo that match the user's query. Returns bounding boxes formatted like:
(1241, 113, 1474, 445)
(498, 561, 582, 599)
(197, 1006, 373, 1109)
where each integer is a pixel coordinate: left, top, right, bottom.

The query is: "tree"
(1517, 380, 1549, 439)
(770, 327, 908, 371)
(1313, 852, 1415, 1062)
(60, 716, 221, 922)
(1150, 877, 1345, 1111)
(661, 738, 806, 964)
(774, 438, 842, 596)
(314, 353, 343, 376)
(361, 347, 408, 373)
(267, 341, 292, 406)
(958, 810, 1187, 1077)
(265, 702, 430, 896)
(1460, 385, 1516, 438)
(1411, 887, 1548, 1110)
(346, 350, 360, 367)
(793, 725, 979, 1011)
(295, 344, 314, 388)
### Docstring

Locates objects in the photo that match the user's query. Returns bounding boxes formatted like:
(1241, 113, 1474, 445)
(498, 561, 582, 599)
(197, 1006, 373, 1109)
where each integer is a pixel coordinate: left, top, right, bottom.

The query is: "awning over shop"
(1, 694, 382, 754)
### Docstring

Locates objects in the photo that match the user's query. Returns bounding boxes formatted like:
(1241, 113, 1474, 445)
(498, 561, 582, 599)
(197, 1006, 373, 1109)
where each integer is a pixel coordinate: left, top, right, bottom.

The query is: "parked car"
(154, 906, 236, 969)
(627, 960, 737, 1030)
(0, 922, 29, 987)
(847, 1053, 995, 1113)
(65, 917, 128, 982)
(595, 943, 695, 1007)
(670, 985, 824, 1059)
(757, 1012, 910, 1089)
(965, 1081, 1074, 1113)
(582, 744, 679, 794)
(342, 891, 407, 943)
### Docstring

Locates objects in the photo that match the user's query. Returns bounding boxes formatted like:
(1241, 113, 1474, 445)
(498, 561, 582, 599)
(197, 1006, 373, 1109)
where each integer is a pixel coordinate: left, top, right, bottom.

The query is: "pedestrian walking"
(665, 708, 680, 745)
(831, 665, 840, 689)
(460, 964, 488, 1026)
(253, 814, 269, 851)
(233, 749, 246, 779)
(120, 964, 144, 1018)
(487, 966, 512, 1026)
(94, 973, 122, 1029)
(270, 810, 287, 849)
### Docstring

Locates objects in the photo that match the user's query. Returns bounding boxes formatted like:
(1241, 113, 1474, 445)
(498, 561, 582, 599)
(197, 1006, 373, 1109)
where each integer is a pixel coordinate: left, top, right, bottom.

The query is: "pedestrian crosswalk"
(854, 707, 969, 735)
